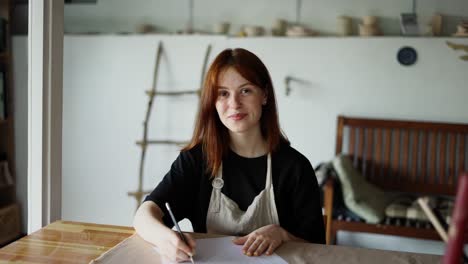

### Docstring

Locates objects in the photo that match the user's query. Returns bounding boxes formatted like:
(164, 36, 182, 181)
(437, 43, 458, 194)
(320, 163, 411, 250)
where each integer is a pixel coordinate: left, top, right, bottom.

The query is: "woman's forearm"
(133, 201, 167, 244)
(280, 226, 309, 243)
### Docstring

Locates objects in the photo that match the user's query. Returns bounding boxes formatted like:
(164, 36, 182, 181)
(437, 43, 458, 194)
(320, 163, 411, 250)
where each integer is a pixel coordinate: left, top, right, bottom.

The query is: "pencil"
(165, 202, 195, 264)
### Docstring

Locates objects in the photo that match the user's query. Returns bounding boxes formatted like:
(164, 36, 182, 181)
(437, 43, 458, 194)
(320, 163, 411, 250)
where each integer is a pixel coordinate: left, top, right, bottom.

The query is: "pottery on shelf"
(272, 19, 288, 36)
(213, 22, 230, 35)
(453, 21, 468, 37)
(337, 15, 353, 36)
(286, 25, 317, 37)
(243, 25, 264, 36)
(358, 16, 381, 36)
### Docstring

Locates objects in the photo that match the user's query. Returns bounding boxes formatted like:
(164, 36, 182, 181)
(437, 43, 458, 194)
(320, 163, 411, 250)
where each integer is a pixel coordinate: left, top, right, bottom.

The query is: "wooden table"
(0, 221, 134, 263)
(0, 221, 442, 264)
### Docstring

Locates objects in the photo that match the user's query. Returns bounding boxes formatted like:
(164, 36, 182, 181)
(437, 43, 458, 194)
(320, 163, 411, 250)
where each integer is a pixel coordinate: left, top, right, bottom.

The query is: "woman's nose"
(228, 93, 241, 107)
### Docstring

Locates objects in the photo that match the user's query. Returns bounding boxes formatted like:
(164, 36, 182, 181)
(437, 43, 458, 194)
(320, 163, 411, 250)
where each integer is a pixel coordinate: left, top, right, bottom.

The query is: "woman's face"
(215, 67, 266, 136)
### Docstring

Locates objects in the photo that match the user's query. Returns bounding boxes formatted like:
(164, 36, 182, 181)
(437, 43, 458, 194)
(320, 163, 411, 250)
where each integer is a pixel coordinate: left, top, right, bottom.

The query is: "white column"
(28, 0, 64, 234)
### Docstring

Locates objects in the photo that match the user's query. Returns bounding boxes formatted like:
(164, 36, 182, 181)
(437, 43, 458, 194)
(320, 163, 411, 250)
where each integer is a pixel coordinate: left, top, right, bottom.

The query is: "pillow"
(385, 196, 414, 219)
(332, 154, 392, 224)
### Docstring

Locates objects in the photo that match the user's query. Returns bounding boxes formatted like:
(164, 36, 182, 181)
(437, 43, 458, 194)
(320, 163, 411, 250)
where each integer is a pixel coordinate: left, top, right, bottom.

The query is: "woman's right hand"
(133, 201, 196, 263)
(154, 226, 196, 263)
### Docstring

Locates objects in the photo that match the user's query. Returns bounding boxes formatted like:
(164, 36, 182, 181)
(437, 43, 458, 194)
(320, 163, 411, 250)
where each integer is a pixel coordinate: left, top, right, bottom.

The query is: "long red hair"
(183, 48, 289, 178)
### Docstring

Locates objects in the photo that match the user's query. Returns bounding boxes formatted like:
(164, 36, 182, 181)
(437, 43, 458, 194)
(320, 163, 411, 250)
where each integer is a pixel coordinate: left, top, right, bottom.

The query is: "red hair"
(183, 48, 289, 178)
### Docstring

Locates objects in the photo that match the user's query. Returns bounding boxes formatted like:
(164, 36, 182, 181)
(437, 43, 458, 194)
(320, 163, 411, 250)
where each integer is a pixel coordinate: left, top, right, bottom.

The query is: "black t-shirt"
(145, 143, 325, 244)
(223, 149, 267, 211)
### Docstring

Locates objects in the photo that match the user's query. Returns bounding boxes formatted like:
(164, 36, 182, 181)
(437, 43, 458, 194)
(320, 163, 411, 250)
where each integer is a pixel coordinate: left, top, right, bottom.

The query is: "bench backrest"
(335, 115, 468, 196)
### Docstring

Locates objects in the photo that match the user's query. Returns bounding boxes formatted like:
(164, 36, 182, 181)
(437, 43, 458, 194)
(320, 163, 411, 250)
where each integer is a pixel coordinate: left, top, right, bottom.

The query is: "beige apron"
(206, 153, 280, 236)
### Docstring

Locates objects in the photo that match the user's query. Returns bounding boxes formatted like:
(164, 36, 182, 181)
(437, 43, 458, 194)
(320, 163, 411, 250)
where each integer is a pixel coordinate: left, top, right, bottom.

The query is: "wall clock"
(397, 46, 417, 66)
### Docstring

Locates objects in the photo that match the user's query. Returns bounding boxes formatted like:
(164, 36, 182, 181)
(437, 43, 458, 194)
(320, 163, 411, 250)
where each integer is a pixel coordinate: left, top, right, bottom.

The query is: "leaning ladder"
(128, 42, 212, 209)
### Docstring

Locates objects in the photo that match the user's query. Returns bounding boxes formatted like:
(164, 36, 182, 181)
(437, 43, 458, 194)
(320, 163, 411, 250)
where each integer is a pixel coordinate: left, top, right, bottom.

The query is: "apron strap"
(210, 164, 224, 213)
(265, 154, 272, 189)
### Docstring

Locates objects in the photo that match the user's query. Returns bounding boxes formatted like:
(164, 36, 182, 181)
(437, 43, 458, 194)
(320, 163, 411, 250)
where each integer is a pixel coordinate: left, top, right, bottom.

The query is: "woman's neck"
(229, 129, 267, 158)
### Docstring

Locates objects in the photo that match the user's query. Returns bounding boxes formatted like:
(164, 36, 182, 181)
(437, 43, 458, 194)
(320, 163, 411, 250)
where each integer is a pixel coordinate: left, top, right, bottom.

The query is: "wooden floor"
(0, 221, 134, 263)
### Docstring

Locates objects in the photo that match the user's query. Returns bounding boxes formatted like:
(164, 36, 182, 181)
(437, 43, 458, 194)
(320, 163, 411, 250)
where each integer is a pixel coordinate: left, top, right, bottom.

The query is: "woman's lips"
(229, 113, 247, 120)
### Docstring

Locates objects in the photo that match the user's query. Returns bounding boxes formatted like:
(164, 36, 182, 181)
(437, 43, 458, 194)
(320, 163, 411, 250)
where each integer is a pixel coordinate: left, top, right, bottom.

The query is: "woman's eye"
(241, 88, 251, 94)
(218, 90, 229, 97)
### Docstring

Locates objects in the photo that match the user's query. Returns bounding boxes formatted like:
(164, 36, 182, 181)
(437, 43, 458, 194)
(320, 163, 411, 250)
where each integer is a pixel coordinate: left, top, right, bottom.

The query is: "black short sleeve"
(289, 156, 325, 243)
(144, 149, 199, 228)
(271, 144, 325, 244)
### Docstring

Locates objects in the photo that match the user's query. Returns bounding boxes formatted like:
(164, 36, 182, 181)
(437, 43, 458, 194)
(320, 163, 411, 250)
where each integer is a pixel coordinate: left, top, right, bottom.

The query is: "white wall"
(12, 35, 468, 254)
(60, 35, 222, 225)
(63, 0, 468, 36)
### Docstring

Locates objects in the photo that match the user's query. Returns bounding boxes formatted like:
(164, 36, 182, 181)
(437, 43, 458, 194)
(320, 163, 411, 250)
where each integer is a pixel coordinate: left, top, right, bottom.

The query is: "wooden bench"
(323, 115, 468, 245)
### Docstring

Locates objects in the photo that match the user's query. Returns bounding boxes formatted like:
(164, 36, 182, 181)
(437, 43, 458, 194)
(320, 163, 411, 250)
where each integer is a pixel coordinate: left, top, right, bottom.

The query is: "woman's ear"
(262, 91, 268, 105)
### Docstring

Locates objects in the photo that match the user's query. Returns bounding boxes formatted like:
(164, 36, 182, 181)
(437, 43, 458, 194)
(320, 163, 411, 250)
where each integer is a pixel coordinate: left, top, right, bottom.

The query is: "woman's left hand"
(231, 224, 288, 257)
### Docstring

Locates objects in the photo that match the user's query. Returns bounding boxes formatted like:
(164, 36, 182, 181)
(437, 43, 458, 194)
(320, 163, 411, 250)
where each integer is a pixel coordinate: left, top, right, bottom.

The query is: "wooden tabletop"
(0, 221, 135, 263)
(0, 220, 443, 264)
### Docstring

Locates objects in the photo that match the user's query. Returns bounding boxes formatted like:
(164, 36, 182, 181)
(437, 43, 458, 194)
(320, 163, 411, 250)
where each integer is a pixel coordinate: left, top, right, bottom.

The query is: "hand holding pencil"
(165, 202, 196, 263)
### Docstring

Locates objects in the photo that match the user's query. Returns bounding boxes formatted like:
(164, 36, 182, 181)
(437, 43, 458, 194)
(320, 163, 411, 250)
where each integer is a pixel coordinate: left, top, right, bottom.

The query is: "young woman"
(133, 48, 325, 263)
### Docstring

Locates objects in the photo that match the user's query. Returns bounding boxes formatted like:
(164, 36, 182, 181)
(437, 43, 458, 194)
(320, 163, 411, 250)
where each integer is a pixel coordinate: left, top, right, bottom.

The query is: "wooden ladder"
(128, 42, 212, 209)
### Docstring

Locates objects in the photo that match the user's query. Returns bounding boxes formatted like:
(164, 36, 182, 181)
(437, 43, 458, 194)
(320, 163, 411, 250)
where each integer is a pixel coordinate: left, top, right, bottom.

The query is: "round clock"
(397, 46, 417, 66)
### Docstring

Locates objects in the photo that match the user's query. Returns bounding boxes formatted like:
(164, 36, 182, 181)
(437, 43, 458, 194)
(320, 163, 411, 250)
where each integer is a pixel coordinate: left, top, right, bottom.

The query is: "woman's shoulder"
(274, 142, 310, 163)
(272, 143, 313, 175)
(178, 144, 205, 167)
(171, 144, 206, 178)
(180, 143, 204, 161)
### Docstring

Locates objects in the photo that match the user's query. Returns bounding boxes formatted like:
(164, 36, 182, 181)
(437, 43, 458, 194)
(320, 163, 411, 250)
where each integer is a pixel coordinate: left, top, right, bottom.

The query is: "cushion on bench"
(332, 154, 393, 224)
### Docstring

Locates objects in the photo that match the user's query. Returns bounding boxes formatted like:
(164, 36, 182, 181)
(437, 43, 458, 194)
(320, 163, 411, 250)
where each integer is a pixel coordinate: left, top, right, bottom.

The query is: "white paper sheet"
(191, 237, 287, 264)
